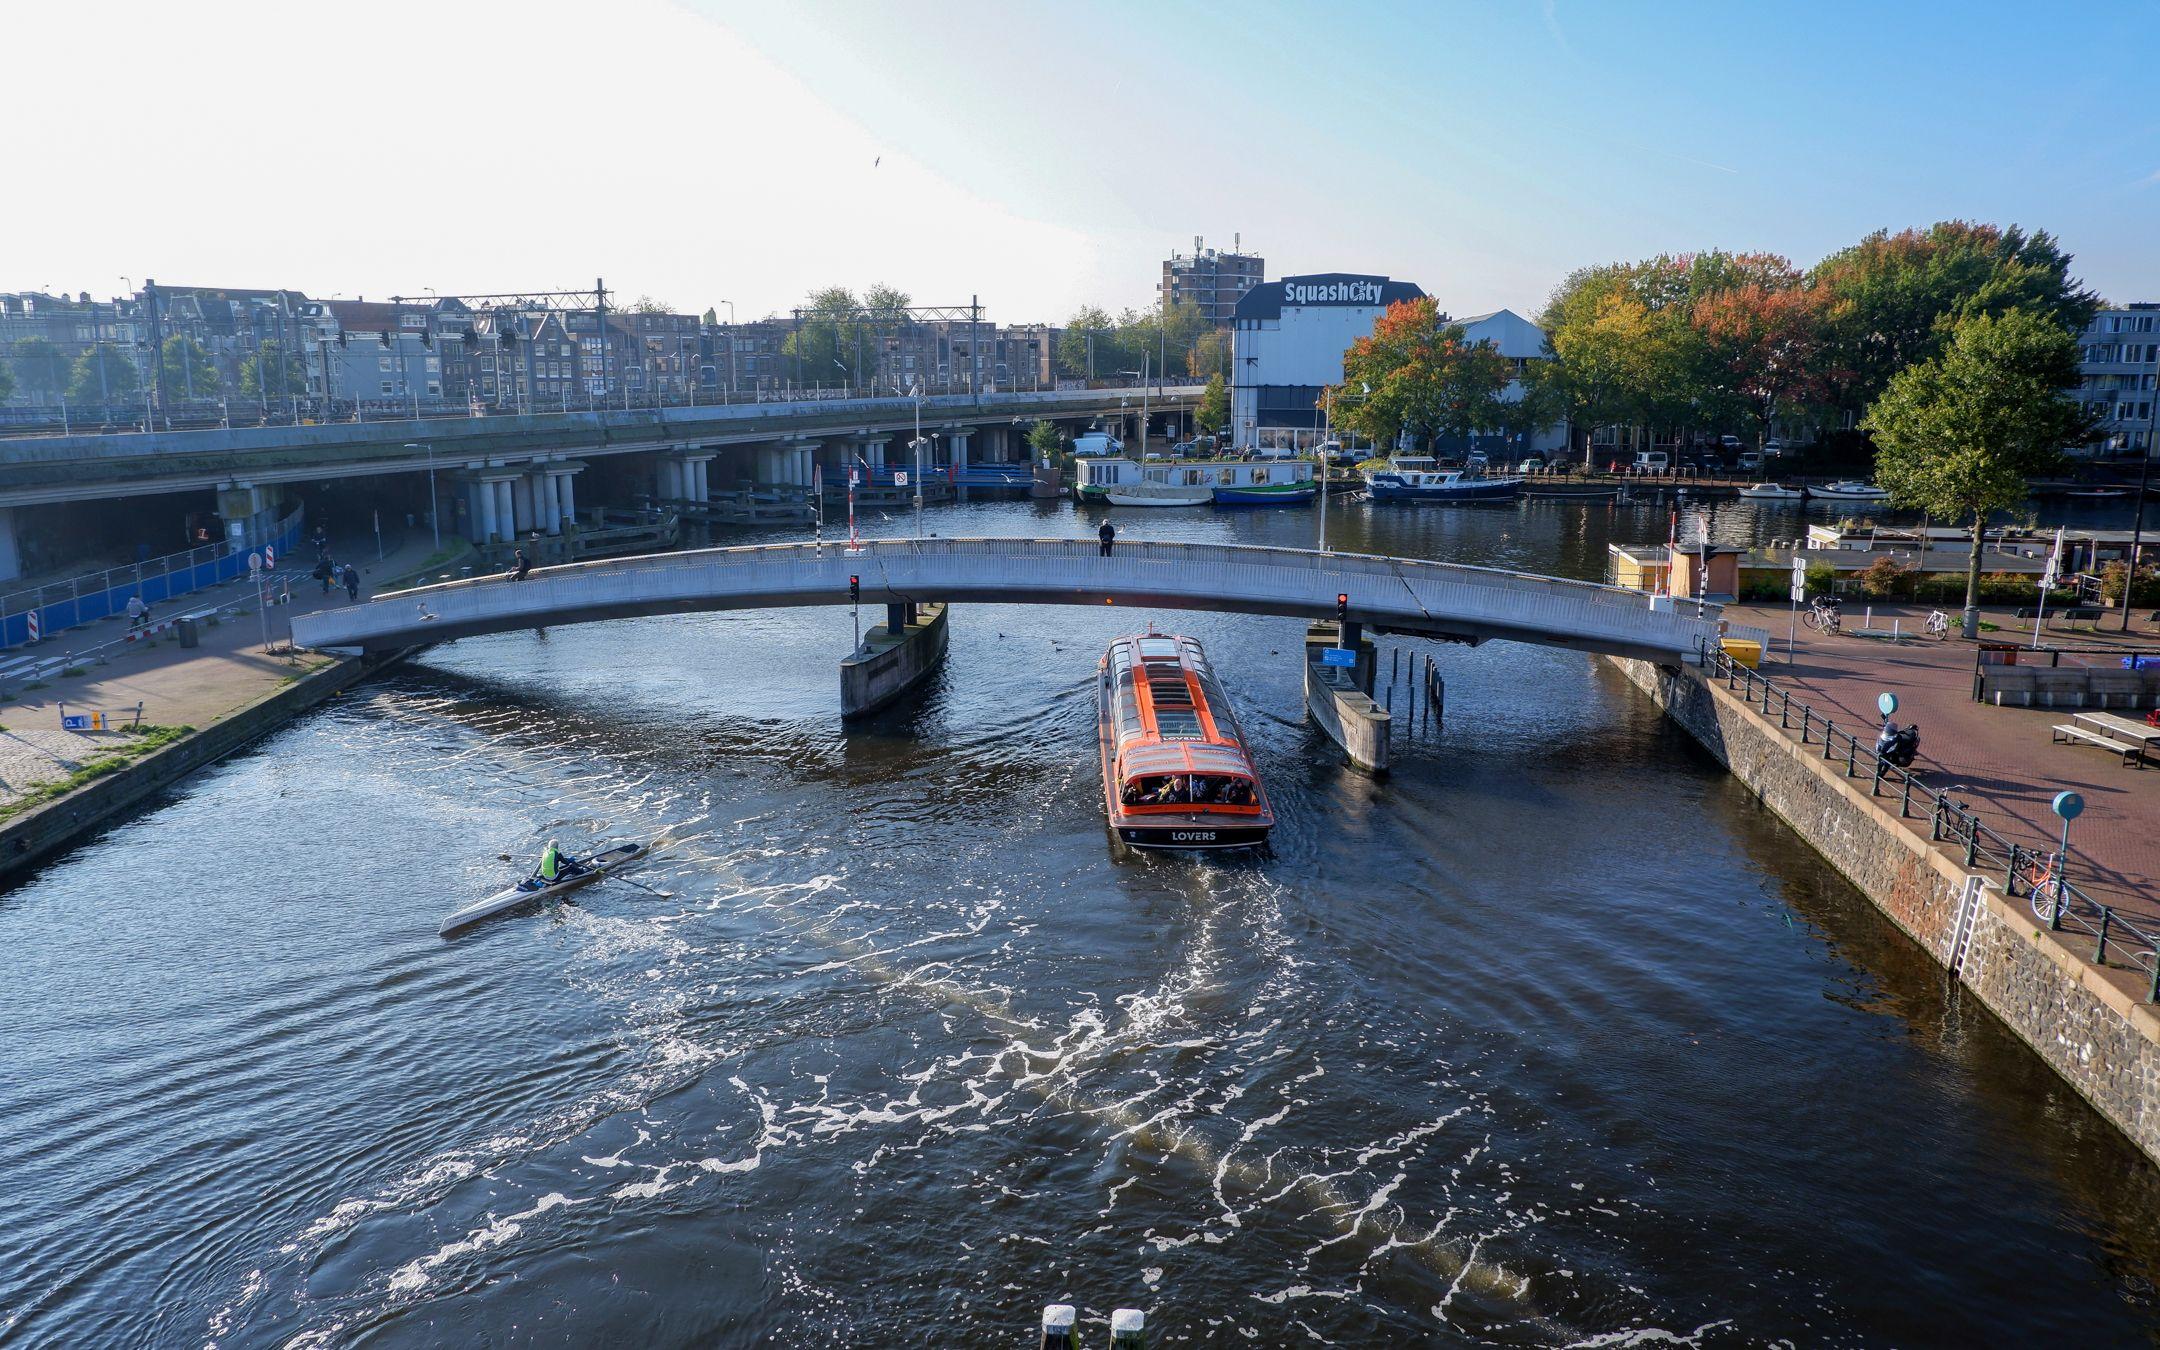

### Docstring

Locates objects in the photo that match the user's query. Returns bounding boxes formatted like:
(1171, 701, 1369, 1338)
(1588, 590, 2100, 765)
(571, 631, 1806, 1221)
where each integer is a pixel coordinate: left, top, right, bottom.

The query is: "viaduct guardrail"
(0, 387, 1202, 507)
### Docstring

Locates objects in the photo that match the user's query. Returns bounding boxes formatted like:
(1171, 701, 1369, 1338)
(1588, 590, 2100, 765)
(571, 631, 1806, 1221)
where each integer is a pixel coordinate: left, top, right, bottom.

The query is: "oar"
(601, 872, 672, 899)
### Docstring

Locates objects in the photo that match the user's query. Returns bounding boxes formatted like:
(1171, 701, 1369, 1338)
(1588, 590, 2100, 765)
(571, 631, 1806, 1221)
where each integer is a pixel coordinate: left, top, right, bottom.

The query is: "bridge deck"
(292, 538, 1755, 664)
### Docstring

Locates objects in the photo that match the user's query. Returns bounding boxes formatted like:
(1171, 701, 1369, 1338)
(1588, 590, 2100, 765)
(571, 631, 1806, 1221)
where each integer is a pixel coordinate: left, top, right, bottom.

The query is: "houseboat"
(1074, 455, 1143, 501)
(1364, 456, 1522, 503)
(1098, 632, 1274, 852)
(1077, 456, 1317, 506)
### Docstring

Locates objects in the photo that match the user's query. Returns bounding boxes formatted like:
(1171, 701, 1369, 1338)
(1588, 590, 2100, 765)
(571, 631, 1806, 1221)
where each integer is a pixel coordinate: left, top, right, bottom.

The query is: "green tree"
(10, 338, 69, 402)
(1026, 419, 1064, 457)
(240, 340, 308, 399)
(783, 285, 912, 390)
(1189, 327, 1231, 379)
(0, 359, 12, 403)
(1862, 309, 2094, 636)
(159, 335, 219, 399)
(1055, 306, 1132, 382)
(1812, 221, 2099, 418)
(701, 307, 718, 326)
(1195, 373, 1229, 435)
(67, 343, 139, 404)
(1332, 298, 1514, 451)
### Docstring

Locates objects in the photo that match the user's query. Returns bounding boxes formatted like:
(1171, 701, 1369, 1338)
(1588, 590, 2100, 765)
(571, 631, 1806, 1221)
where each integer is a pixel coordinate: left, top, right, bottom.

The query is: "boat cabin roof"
(1104, 633, 1251, 777)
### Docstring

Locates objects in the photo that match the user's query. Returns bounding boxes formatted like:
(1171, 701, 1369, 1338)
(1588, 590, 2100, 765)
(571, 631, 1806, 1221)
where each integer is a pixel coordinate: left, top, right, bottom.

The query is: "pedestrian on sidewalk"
(510, 549, 532, 582)
(341, 563, 361, 602)
(1098, 520, 1117, 557)
(126, 594, 148, 631)
(312, 555, 335, 594)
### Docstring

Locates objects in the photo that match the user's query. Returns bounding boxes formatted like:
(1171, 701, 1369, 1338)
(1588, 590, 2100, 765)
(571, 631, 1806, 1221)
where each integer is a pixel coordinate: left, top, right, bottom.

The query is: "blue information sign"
(1319, 647, 1358, 668)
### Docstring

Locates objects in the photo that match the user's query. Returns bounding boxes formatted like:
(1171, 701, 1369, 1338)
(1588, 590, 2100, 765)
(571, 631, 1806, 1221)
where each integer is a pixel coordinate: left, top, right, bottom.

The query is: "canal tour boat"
(1364, 456, 1523, 503)
(439, 842, 649, 936)
(1098, 632, 1274, 851)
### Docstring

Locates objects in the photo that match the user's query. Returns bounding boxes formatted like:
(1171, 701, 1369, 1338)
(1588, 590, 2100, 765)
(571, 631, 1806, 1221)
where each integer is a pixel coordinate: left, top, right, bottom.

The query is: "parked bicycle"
(1803, 596, 1843, 635)
(1924, 609, 1951, 641)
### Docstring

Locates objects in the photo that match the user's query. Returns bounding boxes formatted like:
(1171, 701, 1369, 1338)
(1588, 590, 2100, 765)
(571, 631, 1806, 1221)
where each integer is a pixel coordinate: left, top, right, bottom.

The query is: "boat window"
(1137, 638, 1178, 660)
(1219, 467, 1236, 485)
(1254, 466, 1270, 484)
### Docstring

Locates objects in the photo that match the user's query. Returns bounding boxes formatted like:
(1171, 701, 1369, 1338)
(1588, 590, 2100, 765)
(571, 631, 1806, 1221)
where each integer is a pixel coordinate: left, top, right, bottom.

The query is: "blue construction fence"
(0, 506, 306, 651)
(822, 461, 1033, 490)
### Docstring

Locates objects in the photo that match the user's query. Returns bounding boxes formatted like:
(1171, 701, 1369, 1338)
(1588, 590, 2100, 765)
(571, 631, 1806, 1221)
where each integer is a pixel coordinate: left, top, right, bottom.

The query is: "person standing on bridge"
(510, 549, 532, 582)
(1099, 520, 1117, 558)
(341, 563, 360, 602)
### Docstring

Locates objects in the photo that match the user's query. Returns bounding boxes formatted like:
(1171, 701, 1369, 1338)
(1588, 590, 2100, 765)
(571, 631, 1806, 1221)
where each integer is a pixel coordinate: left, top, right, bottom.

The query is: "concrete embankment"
(0, 649, 409, 880)
(1606, 655, 2160, 1167)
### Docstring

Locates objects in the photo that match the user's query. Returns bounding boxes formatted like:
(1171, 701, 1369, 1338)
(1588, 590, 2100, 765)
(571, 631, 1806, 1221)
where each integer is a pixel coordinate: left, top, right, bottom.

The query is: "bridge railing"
(1698, 640, 2159, 1001)
(373, 535, 1743, 648)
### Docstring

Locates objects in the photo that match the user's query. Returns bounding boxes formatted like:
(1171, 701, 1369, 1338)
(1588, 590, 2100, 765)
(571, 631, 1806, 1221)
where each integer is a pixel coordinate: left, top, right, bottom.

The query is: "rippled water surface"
(4, 497, 2158, 1347)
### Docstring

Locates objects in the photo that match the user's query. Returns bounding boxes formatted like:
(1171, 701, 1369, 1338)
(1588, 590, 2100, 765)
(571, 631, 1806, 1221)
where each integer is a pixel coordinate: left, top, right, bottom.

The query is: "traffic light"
(1335, 593, 1349, 624)
(849, 575, 861, 603)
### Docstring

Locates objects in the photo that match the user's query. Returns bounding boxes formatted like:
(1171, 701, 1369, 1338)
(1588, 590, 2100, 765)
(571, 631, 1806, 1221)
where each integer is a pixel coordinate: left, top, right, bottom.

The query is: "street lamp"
(406, 441, 438, 549)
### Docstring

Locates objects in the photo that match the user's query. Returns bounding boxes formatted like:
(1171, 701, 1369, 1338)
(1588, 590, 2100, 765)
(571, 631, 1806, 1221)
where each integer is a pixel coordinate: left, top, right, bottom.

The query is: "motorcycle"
(1875, 719, 1920, 769)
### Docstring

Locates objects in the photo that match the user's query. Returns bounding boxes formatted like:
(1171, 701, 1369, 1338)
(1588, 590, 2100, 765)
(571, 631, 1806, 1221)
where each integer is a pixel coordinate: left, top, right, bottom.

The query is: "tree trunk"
(1962, 509, 1985, 639)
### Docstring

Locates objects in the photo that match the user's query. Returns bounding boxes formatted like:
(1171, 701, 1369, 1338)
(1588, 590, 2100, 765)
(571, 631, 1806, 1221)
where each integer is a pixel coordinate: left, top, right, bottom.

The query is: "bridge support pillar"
(1304, 622, 1388, 774)
(0, 507, 19, 584)
(512, 474, 536, 534)
(950, 430, 972, 498)
(555, 463, 579, 526)
(841, 601, 950, 720)
(539, 468, 562, 536)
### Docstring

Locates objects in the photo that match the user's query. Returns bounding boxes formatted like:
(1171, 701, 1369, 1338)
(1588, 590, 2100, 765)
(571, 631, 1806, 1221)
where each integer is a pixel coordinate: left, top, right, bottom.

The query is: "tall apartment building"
(2074, 303, 2160, 459)
(1160, 237, 1264, 325)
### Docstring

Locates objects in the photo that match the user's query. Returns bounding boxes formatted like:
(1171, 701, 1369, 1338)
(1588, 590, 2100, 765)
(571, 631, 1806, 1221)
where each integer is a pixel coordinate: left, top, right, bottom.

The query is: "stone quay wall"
(1606, 656, 2160, 1166)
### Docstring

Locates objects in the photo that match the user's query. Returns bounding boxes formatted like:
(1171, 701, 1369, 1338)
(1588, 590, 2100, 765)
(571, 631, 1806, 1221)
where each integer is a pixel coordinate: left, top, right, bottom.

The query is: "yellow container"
(1720, 637, 1763, 669)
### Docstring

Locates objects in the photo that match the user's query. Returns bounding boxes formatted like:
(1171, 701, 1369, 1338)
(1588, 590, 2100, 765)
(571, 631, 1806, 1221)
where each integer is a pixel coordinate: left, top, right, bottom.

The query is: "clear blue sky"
(711, 0, 2160, 315)
(15, 1, 2157, 322)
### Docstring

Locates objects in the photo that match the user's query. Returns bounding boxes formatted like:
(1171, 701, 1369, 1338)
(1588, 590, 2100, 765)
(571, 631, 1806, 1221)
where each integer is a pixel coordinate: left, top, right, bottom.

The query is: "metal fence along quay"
(0, 505, 306, 650)
(1700, 642, 2160, 1000)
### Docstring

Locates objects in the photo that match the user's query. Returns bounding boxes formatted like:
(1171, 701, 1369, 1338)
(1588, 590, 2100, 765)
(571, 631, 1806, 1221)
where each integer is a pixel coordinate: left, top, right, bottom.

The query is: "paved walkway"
(0, 531, 460, 806)
(1725, 599, 2160, 932)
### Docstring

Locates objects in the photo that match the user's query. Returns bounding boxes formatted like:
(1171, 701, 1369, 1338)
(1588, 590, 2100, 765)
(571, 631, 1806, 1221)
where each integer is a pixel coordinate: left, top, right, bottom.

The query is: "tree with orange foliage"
(1693, 282, 1832, 449)
(1331, 298, 1513, 453)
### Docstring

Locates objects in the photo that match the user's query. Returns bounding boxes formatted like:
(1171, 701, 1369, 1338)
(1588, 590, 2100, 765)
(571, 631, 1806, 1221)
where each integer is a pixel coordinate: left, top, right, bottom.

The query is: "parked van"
(1633, 450, 1669, 473)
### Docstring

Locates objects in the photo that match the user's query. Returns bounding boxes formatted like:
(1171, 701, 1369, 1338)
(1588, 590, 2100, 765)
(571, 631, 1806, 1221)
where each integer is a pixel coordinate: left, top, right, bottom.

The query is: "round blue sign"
(2052, 790, 2085, 821)
(1877, 692, 1899, 717)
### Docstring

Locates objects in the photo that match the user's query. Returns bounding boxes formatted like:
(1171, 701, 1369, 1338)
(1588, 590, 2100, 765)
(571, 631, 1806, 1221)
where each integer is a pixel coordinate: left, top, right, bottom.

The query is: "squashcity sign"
(1282, 278, 1384, 306)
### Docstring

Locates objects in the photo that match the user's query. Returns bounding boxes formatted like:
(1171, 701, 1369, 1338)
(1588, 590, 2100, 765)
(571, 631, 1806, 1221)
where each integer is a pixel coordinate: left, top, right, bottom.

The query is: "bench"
(2014, 606, 2104, 628)
(2052, 722, 2147, 767)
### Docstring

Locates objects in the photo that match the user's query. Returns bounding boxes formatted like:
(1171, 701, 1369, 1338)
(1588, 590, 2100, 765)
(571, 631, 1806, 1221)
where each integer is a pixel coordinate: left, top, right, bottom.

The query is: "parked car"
(1718, 434, 1744, 451)
(1762, 438, 1786, 457)
(1736, 451, 1765, 473)
(1633, 450, 1669, 473)
(1465, 450, 1490, 471)
(1517, 456, 1545, 474)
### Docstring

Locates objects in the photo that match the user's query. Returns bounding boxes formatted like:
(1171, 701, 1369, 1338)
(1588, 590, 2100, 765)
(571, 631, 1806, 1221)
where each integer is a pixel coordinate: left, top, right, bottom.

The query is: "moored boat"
(1210, 458, 1317, 506)
(1364, 456, 1522, 503)
(1809, 480, 1889, 503)
(1738, 482, 1807, 501)
(439, 842, 648, 936)
(1105, 482, 1212, 507)
(1098, 632, 1273, 851)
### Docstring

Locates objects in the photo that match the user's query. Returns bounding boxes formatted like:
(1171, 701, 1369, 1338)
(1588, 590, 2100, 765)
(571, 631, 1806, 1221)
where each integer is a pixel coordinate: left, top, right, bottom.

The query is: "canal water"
(4, 496, 2157, 1347)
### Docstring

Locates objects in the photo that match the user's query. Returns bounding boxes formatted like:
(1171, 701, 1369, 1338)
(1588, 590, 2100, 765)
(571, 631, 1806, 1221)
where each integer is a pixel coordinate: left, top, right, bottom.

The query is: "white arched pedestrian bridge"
(293, 538, 1759, 662)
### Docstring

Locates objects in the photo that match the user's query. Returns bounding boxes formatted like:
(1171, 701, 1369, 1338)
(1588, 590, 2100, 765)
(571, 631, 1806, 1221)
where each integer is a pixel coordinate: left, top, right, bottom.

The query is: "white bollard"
(1040, 1303, 1078, 1349)
(1110, 1308, 1146, 1347)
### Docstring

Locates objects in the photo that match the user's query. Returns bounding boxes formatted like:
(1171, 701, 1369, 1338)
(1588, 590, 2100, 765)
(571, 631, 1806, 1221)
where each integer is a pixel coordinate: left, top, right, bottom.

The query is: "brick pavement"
(0, 531, 457, 805)
(1726, 599, 2160, 927)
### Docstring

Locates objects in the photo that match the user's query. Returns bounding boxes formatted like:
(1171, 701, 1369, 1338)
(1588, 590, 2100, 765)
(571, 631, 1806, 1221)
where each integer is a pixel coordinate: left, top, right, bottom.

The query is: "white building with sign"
(1230, 273, 1566, 456)
(1230, 272, 1425, 448)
